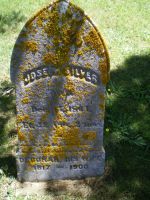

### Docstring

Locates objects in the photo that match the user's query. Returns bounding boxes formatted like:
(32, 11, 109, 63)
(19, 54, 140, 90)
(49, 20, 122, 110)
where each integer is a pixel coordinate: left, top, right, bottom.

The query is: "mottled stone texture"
(11, 0, 109, 182)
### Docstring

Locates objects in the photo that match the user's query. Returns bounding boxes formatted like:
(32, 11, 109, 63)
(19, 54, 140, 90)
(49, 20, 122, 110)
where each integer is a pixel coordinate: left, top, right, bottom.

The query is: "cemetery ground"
(0, 0, 149, 199)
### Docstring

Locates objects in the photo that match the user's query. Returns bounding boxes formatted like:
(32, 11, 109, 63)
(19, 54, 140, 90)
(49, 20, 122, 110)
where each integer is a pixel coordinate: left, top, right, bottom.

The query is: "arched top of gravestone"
(11, 0, 110, 86)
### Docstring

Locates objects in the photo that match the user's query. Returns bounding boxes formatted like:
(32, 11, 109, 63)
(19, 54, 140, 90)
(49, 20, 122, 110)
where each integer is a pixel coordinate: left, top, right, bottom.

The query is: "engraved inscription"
(23, 65, 100, 86)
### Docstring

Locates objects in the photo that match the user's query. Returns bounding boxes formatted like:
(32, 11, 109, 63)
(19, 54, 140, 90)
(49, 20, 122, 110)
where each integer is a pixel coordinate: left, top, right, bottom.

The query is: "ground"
(0, 0, 150, 199)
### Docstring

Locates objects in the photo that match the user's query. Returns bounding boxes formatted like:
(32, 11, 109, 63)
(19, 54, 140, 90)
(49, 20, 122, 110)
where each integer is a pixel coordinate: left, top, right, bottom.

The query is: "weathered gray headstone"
(11, 0, 110, 182)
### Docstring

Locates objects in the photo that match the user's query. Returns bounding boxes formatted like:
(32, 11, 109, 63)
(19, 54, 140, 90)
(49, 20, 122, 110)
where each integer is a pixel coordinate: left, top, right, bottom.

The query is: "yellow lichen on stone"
(36, 11, 49, 28)
(99, 62, 108, 85)
(84, 27, 103, 56)
(64, 77, 89, 100)
(17, 114, 29, 123)
(16, 40, 38, 53)
(28, 158, 36, 166)
(99, 93, 105, 101)
(53, 125, 82, 147)
(43, 6, 59, 37)
(25, 41, 38, 53)
(52, 136, 59, 145)
(18, 129, 26, 141)
(99, 103, 105, 110)
(25, 21, 37, 36)
(66, 111, 73, 117)
(41, 145, 66, 159)
(22, 96, 30, 104)
(25, 88, 31, 92)
(41, 3, 85, 69)
(52, 124, 96, 156)
(64, 77, 76, 94)
(46, 44, 53, 51)
(85, 63, 92, 68)
(29, 132, 34, 141)
(55, 107, 67, 123)
(77, 49, 84, 56)
(43, 52, 59, 65)
(21, 146, 33, 155)
(83, 131, 97, 141)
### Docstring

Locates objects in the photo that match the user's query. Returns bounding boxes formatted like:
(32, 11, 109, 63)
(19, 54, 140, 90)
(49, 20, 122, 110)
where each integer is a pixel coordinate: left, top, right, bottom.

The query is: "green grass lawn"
(0, 0, 150, 199)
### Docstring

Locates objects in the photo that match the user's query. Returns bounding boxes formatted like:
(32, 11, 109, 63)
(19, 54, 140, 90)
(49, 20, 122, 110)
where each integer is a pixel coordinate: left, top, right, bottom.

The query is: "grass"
(0, 0, 150, 199)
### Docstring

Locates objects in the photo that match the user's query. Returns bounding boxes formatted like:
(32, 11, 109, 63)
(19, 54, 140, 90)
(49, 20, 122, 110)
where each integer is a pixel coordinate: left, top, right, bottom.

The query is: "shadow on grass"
(84, 54, 150, 200)
(0, 11, 26, 33)
(0, 81, 17, 178)
(0, 81, 16, 144)
(0, 155, 17, 178)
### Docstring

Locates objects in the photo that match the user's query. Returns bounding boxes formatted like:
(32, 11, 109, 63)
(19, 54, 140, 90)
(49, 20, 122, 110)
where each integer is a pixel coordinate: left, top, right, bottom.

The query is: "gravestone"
(11, 0, 110, 182)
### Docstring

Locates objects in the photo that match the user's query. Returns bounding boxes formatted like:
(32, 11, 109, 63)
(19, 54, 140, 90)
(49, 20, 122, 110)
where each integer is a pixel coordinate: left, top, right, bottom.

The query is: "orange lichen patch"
(99, 103, 105, 110)
(17, 114, 29, 123)
(59, 93, 66, 100)
(99, 62, 108, 85)
(55, 107, 67, 123)
(21, 146, 33, 155)
(99, 93, 105, 101)
(25, 41, 38, 52)
(18, 129, 26, 141)
(63, 104, 70, 114)
(22, 96, 30, 104)
(66, 111, 73, 117)
(25, 88, 31, 92)
(25, 21, 38, 35)
(85, 63, 92, 68)
(46, 44, 53, 51)
(36, 11, 49, 28)
(53, 125, 83, 147)
(76, 49, 84, 57)
(84, 27, 103, 56)
(43, 52, 59, 65)
(82, 46, 91, 52)
(41, 145, 66, 158)
(64, 77, 76, 94)
(47, 80, 52, 87)
(41, 3, 85, 68)
(65, 127, 81, 146)
(28, 158, 36, 166)
(43, 6, 59, 37)
(76, 36, 83, 47)
(83, 131, 97, 141)
(36, 17, 43, 27)
(29, 132, 34, 141)
(57, 112, 67, 123)
(52, 136, 59, 145)
(16, 40, 38, 53)
(74, 21, 85, 48)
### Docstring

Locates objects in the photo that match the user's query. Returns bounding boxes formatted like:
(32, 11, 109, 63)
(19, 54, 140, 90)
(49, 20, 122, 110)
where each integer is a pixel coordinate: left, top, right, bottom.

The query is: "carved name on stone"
(11, 0, 110, 181)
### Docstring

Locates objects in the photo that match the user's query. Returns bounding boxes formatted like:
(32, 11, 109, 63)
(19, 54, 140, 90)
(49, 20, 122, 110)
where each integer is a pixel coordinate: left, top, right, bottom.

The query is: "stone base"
(16, 177, 100, 197)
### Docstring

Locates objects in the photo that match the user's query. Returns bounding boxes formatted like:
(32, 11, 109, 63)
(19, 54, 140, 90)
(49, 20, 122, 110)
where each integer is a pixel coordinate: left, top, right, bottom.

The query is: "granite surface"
(11, 0, 109, 182)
